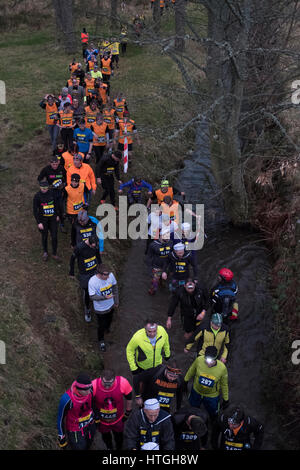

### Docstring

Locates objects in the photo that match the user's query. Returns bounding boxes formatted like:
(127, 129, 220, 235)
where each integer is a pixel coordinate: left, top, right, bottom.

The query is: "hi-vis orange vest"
(65, 183, 85, 215)
(69, 63, 79, 74)
(114, 98, 126, 118)
(59, 110, 74, 128)
(62, 151, 75, 170)
(81, 32, 89, 44)
(103, 108, 116, 129)
(118, 119, 135, 144)
(85, 106, 99, 127)
(161, 200, 180, 224)
(45, 102, 58, 125)
(155, 187, 174, 205)
(88, 60, 95, 71)
(98, 83, 108, 104)
(85, 78, 95, 97)
(101, 58, 112, 75)
(67, 77, 80, 87)
(91, 122, 108, 146)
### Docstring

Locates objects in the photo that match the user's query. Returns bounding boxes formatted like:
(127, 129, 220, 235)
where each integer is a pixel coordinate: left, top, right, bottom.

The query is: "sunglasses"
(100, 272, 109, 276)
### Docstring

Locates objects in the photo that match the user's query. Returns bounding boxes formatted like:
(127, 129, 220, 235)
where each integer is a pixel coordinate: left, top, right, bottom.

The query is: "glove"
(222, 399, 229, 410)
(132, 369, 140, 376)
(122, 409, 132, 422)
(58, 435, 68, 448)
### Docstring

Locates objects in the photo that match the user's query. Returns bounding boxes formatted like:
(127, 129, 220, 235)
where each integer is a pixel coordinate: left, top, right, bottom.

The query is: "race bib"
(157, 391, 174, 407)
(43, 203, 54, 216)
(73, 201, 83, 211)
(84, 256, 97, 271)
(198, 374, 215, 388)
(78, 412, 93, 429)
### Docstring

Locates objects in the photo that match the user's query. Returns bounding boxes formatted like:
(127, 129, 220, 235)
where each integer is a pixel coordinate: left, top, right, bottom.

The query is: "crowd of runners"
(33, 5, 265, 451)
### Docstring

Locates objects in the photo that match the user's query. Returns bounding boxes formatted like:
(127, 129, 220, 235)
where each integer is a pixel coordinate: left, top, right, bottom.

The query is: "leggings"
(39, 217, 58, 255)
(94, 145, 106, 164)
(83, 288, 90, 309)
(60, 128, 74, 151)
(96, 309, 114, 341)
(102, 175, 116, 205)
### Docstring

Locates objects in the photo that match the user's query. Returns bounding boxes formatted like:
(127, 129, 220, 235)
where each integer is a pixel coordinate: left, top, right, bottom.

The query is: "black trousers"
(40, 217, 58, 254)
(96, 308, 114, 341)
(60, 128, 74, 151)
(94, 145, 106, 164)
(67, 423, 96, 450)
(102, 175, 116, 205)
(101, 430, 123, 450)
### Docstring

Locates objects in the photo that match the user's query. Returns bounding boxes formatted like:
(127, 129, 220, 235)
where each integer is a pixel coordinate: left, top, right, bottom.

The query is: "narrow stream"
(95, 119, 279, 450)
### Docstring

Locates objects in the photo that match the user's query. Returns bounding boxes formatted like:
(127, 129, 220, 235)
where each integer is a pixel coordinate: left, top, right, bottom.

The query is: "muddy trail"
(89, 121, 280, 450)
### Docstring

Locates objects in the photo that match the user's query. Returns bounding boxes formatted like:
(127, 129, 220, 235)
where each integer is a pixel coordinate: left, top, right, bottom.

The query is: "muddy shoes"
(84, 306, 92, 323)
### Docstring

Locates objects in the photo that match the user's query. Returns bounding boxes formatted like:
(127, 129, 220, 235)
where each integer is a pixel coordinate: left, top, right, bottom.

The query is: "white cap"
(141, 442, 160, 450)
(144, 398, 160, 410)
(161, 228, 170, 238)
(181, 222, 191, 231)
(173, 243, 185, 251)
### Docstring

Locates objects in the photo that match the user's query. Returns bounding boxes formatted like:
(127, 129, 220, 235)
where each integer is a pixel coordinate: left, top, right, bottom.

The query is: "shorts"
(118, 142, 132, 152)
(181, 314, 196, 333)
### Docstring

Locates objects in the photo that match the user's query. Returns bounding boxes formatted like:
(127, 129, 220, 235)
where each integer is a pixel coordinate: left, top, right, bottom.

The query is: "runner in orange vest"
(103, 103, 117, 143)
(84, 72, 96, 106)
(39, 94, 60, 153)
(100, 52, 113, 95)
(113, 93, 128, 120)
(147, 179, 185, 207)
(58, 102, 75, 151)
(160, 196, 181, 226)
(85, 100, 100, 128)
(114, 111, 140, 164)
(81, 28, 89, 59)
(90, 114, 110, 164)
(63, 173, 86, 224)
(66, 153, 97, 206)
(95, 78, 109, 107)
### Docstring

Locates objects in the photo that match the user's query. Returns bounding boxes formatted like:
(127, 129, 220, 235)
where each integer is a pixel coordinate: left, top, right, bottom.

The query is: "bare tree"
(111, 0, 118, 31)
(52, 0, 76, 53)
(175, 0, 186, 52)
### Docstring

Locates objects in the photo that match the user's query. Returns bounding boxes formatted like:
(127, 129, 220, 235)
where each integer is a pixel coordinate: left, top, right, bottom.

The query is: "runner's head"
(61, 87, 69, 98)
(50, 155, 60, 169)
(143, 399, 160, 423)
(145, 320, 158, 339)
(70, 173, 80, 187)
(63, 101, 71, 112)
(74, 372, 92, 396)
(77, 209, 89, 226)
(210, 313, 223, 330)
(226, 405, 245, 429)
(72, 98, 79, 108)
(96, 264, 110, 279)
(39, 180, 49, 193)
(73, 152, 83, 168)
(165, 359, 181, 382)
(204, 346, 218, 367)
(187, 415, 207, 437)
(173, 242, 185, 258)
(90, 99, 98, 110)
(100, 369, 116, 389)
(218, 268, 234, 283)
(163, 195, 172, 206)
(184, 278, 196, 293)
(181, 222, 191, 236)
(160, 179, 169, 193)
(46, 94, 54, 105)
(78, 118, 86, 130)
(134, 176, 142, 186)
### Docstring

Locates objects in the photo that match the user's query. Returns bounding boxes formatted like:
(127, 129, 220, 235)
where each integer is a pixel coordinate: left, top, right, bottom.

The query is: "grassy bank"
(0, 5, 202, 449)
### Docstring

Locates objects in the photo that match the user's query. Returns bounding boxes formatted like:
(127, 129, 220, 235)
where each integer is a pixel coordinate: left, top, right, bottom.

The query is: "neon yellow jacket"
(184, 356, 229, 399)
(126, 326, 171, 372)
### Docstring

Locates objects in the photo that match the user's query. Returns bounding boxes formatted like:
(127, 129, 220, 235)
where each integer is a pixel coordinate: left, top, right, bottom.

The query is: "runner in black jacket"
(172, 406, 209, 451)
(166, 279, 208, 339)
(96, 150, 122, 207)
(162, 243, 198, 292)
(33, 180, 62, 261)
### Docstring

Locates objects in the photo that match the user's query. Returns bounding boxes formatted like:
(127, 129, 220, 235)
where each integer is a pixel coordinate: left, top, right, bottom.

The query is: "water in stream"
(94, 120, 279, 450)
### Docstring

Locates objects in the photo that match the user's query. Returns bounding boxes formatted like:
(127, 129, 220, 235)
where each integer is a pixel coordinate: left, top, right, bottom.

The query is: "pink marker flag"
(123, 123, 128, 173)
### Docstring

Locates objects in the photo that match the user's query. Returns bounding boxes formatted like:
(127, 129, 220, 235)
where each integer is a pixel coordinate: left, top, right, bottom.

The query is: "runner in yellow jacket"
(184, 346, 229, 418)
(126, 321, 171, 374)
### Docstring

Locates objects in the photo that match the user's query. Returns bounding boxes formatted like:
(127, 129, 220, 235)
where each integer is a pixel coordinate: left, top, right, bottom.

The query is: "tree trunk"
(175, 0, 186, 52)
(52, 0, 76, 54)
(153, 0, 161, 33)
(206, 0, 250, 225)
(111, 0, 118, 32)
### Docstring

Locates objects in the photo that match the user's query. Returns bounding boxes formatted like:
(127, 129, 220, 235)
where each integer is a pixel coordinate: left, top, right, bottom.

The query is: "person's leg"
(202, 396, 220, 420)
(40, 220, 49, 256)
(101, 431, 114, 450)
(60, 129, 68, 151)
(188, 387, 203, 408)
(96, 313, 106, 342)
(67, 430, 89, 450)
(49, 217, 58, 255)
(112, 430, 123, 450)
(52, 124, 60, 151)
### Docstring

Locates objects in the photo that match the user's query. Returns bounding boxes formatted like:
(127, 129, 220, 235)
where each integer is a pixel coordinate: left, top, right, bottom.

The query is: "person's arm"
(37, 166, 47, 183)
(250, 417, 264, 450)
(33, 193, 42, 224)
(211, 414, 223, 450)
(88, 165, 97, 192)
(123, 410, 141, 450)
(112, 284, 119, 306)
(184, 325, 203, 353)
(126, 335, 139, 373)
(57, 393, 72, 446)
(162, 328, 171, 360)
(69, 248, 78, 276)
(220, 366, 229, 402)
(39, 99, 46, 109)
(184, 357, 197, 383)
(176, 376, 184, 411)
(220, 330, 230, 362)
(142, 180, 153, 194)
(161, 415, 175, 451)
